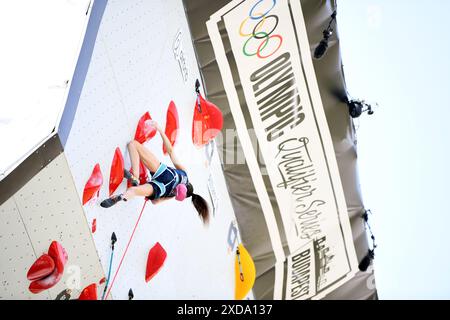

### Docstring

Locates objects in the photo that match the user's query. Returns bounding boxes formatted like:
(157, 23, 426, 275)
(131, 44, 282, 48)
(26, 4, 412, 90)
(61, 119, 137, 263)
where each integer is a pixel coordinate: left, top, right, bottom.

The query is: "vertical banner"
(207, 0, 358, 299)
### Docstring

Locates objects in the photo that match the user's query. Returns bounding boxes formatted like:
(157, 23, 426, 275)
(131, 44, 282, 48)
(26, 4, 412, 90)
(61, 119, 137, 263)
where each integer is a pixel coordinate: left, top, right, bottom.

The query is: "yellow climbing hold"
(235, 243, 256, 300)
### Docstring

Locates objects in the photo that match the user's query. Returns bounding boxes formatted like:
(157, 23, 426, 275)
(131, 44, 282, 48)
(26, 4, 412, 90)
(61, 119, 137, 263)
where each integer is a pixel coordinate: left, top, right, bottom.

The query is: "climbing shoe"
(100, 194, 125, 208)
(124, 169, 139, 187)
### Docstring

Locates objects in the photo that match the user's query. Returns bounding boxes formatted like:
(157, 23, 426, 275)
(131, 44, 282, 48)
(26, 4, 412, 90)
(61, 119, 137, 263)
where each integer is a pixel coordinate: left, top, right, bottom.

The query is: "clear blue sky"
(338, 0, 450, 299)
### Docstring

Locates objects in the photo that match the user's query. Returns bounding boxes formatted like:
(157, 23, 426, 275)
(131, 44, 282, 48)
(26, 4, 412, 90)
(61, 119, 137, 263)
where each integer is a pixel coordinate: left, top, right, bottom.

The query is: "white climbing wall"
(0, 153, 104, 300)
(64, 0, 243, 299)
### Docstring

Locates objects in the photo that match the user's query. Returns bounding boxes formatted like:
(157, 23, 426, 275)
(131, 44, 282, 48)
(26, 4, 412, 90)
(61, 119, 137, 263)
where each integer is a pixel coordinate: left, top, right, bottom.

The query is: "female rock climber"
(100, 120, 210, 225)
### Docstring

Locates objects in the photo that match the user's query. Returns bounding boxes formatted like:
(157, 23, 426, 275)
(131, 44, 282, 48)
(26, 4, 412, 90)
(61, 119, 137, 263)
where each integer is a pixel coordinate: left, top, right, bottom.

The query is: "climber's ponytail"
(186, 183, 210, 225)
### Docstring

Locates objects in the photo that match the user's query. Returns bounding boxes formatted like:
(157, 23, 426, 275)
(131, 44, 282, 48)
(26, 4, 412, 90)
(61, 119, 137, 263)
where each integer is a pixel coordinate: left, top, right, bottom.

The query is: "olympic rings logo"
(239, 0, 283, 59)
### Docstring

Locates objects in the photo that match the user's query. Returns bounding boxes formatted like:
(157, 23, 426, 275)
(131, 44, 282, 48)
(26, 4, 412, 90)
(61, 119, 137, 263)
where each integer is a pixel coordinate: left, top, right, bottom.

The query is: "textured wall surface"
(0, 153, 104, 300)
(63, 0, 243, 299)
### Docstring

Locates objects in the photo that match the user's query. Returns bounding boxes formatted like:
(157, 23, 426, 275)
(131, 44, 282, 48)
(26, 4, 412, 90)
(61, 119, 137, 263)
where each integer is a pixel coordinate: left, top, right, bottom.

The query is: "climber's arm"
(151, 121, 186, 171)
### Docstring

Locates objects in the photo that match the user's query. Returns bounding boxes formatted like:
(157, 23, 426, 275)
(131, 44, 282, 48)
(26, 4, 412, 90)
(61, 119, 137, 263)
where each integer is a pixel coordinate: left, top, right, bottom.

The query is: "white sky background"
(0, 0, 89, 179)
(338, 0, 450, 299)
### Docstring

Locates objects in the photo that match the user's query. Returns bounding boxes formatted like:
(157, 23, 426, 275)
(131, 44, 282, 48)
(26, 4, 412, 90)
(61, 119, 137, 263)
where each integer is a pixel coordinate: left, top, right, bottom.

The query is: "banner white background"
(208, 0, 358, 299)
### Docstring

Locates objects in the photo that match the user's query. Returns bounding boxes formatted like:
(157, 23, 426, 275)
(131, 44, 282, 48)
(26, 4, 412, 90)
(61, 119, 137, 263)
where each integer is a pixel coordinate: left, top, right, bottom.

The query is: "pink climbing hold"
(163, 101, 179, 155)
(192, 94, 223, 147)
(134, 111, 157, 144)
(145, 242, 167, 283)
(78, 283, 98, 300)
(82, 164, 103, 205)
(109, 147, 124, 196)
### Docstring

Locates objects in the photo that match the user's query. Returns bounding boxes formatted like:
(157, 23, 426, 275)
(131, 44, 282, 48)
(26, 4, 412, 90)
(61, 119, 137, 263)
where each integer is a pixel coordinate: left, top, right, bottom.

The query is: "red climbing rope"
(105, 199, 148, 299)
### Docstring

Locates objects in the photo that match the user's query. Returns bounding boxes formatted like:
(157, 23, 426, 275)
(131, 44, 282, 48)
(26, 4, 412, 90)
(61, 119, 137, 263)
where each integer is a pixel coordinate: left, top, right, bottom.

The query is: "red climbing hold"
(99, 277, 106, 285)
(82, 164, 103, 205)
(78, 283, 98, 300)
(109, 148, 124, 196)
(134, 111, 157, 144)
(145, 242, 167, 283)
(27, 254, 55, 281)
(48, 241, 67, 268)
(28, 267, 63, 294)
(163, 101, 179, 154)
(192, 94, 223, 147)
(127, 161, 148, 188)
(92, 218, 97, 234)
(29, 241, 68, 294)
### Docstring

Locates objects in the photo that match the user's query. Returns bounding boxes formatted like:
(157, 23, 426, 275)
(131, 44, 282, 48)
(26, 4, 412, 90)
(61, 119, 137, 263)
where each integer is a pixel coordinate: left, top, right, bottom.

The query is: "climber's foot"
(124, 169, 139, 187)
(100, 194, 125, 208)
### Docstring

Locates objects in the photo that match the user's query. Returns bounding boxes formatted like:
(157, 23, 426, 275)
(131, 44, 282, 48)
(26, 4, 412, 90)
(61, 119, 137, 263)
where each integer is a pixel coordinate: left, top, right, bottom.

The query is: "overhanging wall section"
(0, 0, 107, 207)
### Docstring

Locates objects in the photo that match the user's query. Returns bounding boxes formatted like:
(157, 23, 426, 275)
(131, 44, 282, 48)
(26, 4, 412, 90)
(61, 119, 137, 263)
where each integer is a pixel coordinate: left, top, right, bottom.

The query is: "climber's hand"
(149, 120, 161, 131)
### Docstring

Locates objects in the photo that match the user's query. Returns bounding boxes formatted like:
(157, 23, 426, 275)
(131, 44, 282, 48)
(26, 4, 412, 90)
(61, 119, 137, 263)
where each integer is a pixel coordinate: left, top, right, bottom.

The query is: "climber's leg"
(100, 184, 154, 208)
(122, 184, 154, 201)
(128, 140, 160, 172)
